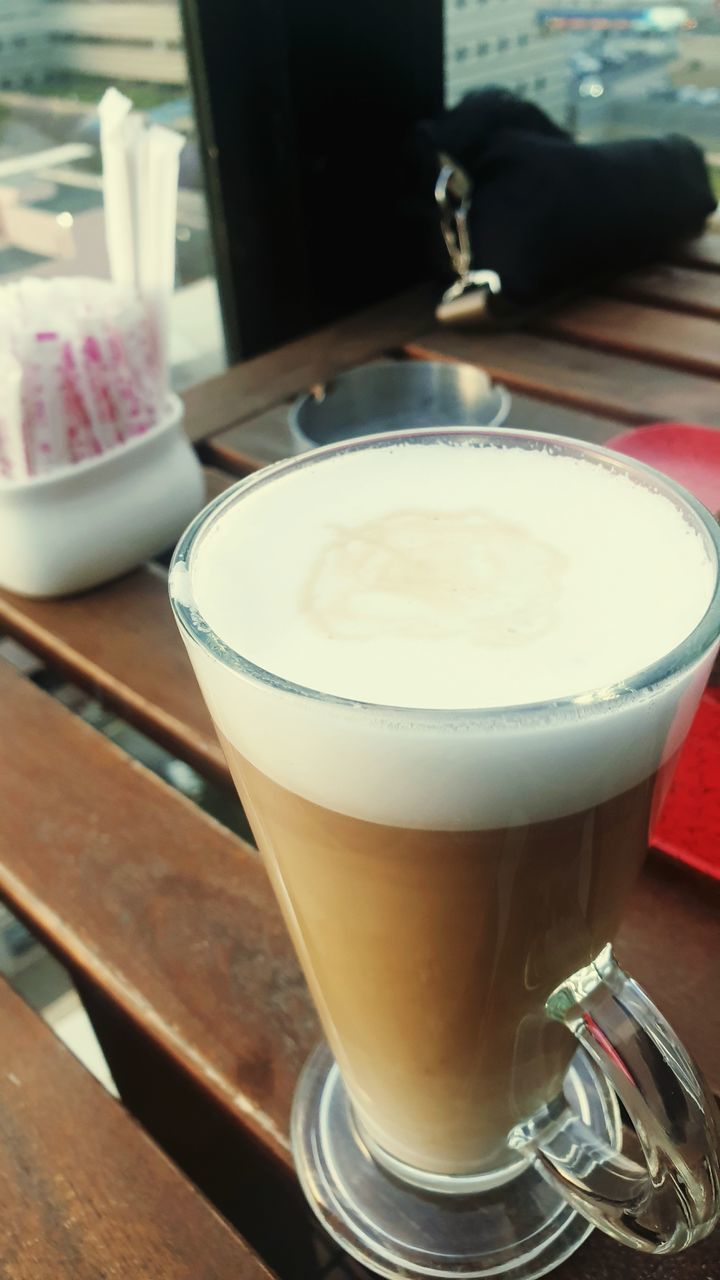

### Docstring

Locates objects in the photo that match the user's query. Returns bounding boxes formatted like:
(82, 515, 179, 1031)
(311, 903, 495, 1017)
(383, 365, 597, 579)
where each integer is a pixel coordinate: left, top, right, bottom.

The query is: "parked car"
(677, 85, 705, 103)
(570, 51, 602, 76)
(578, 77, 605, 98)
(694, 87, 720, 106)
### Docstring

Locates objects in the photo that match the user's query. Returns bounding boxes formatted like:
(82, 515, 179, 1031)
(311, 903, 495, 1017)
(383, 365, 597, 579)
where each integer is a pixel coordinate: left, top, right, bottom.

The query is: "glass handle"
(510, 945, 720, 1253)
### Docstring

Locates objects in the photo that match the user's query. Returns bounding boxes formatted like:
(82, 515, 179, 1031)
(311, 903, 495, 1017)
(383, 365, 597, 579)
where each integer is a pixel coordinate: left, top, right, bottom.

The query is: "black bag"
(417, 88, 715, 324)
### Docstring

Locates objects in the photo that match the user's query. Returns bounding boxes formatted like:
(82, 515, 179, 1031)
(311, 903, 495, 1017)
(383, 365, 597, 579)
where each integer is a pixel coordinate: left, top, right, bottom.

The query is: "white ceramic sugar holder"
(0, 393, 204, 598)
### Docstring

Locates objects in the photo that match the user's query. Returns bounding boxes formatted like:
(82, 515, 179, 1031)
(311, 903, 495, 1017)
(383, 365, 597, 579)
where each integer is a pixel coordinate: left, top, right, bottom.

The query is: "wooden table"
(1, 230, 719, 1279)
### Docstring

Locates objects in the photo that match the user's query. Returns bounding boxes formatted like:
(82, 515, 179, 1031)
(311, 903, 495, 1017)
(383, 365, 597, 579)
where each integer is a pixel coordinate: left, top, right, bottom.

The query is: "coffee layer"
(225, 743, 657, 1173)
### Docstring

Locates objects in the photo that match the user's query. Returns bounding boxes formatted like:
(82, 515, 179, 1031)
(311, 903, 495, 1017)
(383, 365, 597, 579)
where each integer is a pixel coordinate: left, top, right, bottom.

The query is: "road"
(578, 92, 720, 149)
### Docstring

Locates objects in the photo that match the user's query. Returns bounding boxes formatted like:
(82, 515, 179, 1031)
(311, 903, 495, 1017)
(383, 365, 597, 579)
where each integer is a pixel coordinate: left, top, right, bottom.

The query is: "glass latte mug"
(170, 429, 720, 1280)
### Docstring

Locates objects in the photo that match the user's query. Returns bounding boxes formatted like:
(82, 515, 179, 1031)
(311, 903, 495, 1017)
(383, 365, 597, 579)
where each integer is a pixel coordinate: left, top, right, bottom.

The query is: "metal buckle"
(434, 156, 502, 323)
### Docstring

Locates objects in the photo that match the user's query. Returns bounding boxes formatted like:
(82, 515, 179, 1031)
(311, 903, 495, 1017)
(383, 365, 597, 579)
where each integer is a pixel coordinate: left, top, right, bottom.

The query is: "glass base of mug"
(291, 1043, 620, 1280)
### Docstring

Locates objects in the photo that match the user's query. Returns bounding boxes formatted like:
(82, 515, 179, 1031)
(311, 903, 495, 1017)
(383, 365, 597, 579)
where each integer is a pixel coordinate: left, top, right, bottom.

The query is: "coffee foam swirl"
(302, 509, 567, 647)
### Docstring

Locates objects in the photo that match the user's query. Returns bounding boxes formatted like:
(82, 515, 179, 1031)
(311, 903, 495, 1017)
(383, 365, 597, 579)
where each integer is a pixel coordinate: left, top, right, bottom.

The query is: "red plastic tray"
(606, 423, 720, 515)
(606, 424, 720, 880)
(650, 689, 720, 880)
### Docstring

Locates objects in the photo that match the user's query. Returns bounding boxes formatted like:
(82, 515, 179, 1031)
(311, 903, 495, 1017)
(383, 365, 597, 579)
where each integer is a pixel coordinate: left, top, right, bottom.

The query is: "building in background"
(529, 0, 720, 174)
(445, 0, 573, 124)
(50, 2, 185, 87)
(0, 0, 222, 387)
(0, 1, 54, 90)
(0, 0, 186, 92)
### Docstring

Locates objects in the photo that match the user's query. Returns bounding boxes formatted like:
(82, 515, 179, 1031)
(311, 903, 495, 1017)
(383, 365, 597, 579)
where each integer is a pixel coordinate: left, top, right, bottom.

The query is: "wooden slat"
(203, 464, 239, 502)
(0, 657, 317, 1164)
(329, 1229, 720, 1280)
(502, 393, 622, 444)
(556, 1225, 720, 1279)
(0, 978, 270, 1280)
(608, 265, 720, 320)
(674, 230, 720, 273)
(406, 329, 720, 427)
(617, 855, 720, 1097)
(540, 298, 720, 380)
(204, 392, 622, 477)
(0, 565, 228, 788)
(199, 357, 393, 475)
(0, 468, 237, 786)
(0, 657, 332, 1275)
(203, 404, 296, 475)
(182, 284, 436, 444)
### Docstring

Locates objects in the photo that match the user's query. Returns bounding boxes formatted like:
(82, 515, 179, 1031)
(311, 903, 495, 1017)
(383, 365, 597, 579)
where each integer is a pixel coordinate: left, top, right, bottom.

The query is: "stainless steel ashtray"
(289, 361, 511, 452)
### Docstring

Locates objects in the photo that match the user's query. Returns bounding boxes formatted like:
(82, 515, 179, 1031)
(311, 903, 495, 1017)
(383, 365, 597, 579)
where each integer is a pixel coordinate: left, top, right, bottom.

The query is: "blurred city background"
(0, 1, 716, 394)
(446, 0, 720, 173)
(0, 0, 223, 389)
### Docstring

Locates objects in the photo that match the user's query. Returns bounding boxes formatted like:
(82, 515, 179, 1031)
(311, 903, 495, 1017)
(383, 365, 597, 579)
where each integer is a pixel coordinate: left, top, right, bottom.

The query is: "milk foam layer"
(192, 442, 713, 708)
(178, 436, 719, 828)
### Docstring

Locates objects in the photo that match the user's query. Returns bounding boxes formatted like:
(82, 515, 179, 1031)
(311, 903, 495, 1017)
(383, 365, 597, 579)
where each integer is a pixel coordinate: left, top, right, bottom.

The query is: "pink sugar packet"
(0, 352, 25, 479)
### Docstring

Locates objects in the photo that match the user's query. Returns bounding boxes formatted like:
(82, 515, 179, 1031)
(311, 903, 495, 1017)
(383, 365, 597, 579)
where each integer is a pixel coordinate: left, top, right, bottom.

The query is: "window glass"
(444, 0, 720, 200)
(0, 0, 226, 389)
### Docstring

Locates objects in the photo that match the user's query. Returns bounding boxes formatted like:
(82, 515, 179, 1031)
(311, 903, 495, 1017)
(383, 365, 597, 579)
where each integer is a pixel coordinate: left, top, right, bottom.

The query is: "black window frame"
(180, 0, 444, 361)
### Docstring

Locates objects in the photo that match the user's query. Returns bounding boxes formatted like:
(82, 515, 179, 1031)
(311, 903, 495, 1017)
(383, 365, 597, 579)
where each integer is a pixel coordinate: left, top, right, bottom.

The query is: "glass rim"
(169, 426, 720, 722)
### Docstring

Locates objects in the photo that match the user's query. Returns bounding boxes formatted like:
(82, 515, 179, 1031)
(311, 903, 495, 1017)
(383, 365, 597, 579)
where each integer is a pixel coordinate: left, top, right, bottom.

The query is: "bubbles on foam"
(191, 440, 714, 710)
